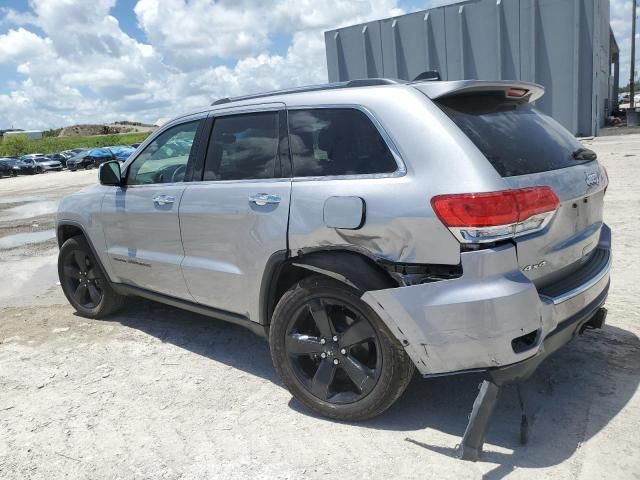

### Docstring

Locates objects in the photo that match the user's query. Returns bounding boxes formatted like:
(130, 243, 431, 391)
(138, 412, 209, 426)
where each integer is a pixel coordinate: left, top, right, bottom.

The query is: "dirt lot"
(0, 137, 639, 480)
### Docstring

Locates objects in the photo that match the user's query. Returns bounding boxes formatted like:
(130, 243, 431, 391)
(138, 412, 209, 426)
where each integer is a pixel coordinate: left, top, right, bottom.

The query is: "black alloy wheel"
(270, 276, 415, 421)
(285, 297, 382, 404)
(58, 236, 124, 318)
(61, 247, 105, 309)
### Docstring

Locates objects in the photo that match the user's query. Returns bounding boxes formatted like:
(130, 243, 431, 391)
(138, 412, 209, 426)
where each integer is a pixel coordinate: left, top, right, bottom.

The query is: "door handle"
(152, 195, 176, 206)
(249, 193, 281, 206)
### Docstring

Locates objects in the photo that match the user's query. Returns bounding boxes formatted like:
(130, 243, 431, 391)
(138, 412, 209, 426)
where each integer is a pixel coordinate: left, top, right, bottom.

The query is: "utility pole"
(631, 0, 637, 108)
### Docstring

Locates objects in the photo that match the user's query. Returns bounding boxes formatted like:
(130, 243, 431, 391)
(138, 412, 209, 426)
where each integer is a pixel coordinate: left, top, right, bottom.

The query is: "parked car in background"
(20, 153, 46, 162)
(0, 158, 20, 177)
(110, 146, 136, 162)
(66, 150, 91, 171)
(16, 158, 42, 174)
(86, 148, 116, 167)
(129, 143, 141, 149)
(35, 156, 63, 172)
(46, 153, 69, 167)
(61, 148, 85, 159)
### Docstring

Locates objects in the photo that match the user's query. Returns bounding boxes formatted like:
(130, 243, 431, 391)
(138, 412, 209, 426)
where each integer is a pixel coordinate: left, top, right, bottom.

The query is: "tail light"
(431, 186, 559, 243)
(506, 87, 529, 98)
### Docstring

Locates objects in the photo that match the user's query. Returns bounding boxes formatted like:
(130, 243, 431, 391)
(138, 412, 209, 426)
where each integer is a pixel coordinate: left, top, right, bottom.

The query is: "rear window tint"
(204, 112, 279, 181)
(288, 108, 397, 177)
(436, 93, 589, 177)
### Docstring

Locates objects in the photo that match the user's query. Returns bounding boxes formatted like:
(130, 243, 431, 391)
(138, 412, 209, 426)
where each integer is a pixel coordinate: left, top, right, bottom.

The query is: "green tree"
(1, 135, 30, 157)
(42, 128, 62, 138)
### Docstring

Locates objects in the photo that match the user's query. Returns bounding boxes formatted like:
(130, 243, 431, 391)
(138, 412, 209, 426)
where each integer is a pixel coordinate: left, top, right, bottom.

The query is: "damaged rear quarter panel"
(288, 175, 460, 264)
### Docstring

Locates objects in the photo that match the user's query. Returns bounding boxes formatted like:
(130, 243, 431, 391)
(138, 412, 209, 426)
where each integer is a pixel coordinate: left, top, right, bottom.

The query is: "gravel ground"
(0, 139, 638, 480)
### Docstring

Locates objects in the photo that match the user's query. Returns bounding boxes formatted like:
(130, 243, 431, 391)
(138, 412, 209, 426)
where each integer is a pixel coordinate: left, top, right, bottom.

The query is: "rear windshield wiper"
(571, 148, 597, 161)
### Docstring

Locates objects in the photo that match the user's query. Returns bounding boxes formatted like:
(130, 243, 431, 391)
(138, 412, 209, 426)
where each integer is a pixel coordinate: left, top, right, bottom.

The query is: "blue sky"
(0, 0, 633, 130)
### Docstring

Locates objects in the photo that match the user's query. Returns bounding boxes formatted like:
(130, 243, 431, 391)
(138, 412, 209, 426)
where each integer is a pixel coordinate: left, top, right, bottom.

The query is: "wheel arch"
(260, 248, 399, 326)
(56, 221, 115, 282)
(57, 222, 85, 247)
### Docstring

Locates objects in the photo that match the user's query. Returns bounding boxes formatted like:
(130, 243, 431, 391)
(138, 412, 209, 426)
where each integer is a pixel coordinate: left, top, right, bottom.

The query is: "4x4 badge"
(585, 172, 600, 187)
(522, 260, 547, 272)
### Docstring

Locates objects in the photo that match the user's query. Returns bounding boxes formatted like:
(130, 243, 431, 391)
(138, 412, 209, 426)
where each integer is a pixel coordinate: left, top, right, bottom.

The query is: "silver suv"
(57, 79, 611, 421)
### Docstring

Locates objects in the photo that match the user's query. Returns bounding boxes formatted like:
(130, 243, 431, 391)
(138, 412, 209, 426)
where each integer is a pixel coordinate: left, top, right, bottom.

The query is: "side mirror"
(99, 160, 122, 186)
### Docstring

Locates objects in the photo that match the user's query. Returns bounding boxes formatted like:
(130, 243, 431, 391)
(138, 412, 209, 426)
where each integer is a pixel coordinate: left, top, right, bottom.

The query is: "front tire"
(269, 275, 414, 421)
(58, 236, 124, 318)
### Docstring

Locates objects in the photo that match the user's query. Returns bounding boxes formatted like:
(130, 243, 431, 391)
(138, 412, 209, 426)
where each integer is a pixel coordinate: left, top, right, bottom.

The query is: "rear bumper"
(362, 224, 611, 376)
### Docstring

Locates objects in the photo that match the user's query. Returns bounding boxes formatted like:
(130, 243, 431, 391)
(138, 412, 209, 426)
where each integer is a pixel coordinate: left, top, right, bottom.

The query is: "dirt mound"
(59, 124, 132, 137)
(58, 122, 157, 137)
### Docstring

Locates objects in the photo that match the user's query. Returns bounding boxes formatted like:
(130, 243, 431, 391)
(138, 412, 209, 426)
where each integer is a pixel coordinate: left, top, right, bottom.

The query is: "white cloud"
(0, 27, 52, 63)
(134, 0, 403, 70)
(0, 0, 404, 130)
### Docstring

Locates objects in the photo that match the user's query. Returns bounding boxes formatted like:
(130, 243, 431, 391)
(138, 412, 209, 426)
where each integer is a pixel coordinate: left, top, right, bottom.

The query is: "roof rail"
(345, 78, 399, 87)
(210, 78, 402, 106)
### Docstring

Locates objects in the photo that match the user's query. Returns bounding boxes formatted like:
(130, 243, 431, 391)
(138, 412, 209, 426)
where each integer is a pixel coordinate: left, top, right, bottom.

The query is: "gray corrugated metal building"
(325, 0, 618, 136)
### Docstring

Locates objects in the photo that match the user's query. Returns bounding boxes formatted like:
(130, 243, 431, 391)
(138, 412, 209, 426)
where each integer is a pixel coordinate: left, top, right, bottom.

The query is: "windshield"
(436, 92, 590, 177)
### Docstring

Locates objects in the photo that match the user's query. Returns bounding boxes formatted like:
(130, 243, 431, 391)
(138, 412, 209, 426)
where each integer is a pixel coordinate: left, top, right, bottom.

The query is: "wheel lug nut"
(320, 352, 327, 359)
(320, 338, 326, 345)
(340, 348, 347, 355)
(332, 335, 338, 342)
(333, 359, 339, 365)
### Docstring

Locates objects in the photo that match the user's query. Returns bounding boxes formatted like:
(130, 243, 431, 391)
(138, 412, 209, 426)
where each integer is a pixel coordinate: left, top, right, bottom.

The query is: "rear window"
(436, 93, 588, 177)
(204, 112, 280, 181)
(288, 108, 397, 177)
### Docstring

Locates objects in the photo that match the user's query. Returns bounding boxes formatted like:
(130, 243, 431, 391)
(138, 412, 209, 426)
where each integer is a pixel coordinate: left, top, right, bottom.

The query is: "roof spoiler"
(413, 70, 441, 81)
(414, 80, 544, 103)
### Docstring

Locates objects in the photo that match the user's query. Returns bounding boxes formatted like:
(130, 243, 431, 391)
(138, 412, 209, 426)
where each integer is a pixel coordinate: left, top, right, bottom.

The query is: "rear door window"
(203, 112, 280, 181)
(436, 93, 589, 177)
(288, 108, 397, 177)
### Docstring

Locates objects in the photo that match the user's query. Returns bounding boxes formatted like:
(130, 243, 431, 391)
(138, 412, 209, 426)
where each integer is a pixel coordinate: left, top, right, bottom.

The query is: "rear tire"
(58, 236, 124, 318)
(269, 275, 414, 421)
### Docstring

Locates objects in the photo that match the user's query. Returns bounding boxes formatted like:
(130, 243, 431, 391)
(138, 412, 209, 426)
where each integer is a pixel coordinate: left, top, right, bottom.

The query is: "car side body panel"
(101, 183, 192, 299)
(179, 178, 292, 320)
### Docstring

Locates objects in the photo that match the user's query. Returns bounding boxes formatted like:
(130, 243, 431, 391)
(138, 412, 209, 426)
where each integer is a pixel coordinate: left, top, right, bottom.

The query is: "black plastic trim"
(292, 250, 397, 291)
(112, 283, 268, 338)
(192, 116, 214, 181)
(278, 110, 292, 178)
(259, 250, 289, 326)
(538, 247, 609, 299)
(58, 221, 100, 259)
(183, 118, 209, 183)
